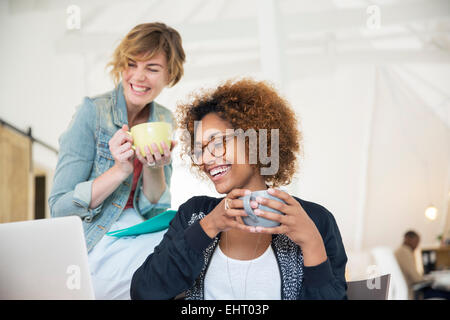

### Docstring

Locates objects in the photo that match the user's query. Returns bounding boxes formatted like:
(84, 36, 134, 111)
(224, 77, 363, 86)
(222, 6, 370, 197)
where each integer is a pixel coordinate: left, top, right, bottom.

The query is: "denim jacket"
(49, 83, 173, 252)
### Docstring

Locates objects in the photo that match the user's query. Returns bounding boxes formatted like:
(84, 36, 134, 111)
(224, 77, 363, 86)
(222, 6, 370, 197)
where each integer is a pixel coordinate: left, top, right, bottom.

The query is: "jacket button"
(112, 202, 122, 209)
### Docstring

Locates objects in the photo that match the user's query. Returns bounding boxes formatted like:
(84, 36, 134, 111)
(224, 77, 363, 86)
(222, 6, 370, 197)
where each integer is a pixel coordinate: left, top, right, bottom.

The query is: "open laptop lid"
(0, 216, 94, 300)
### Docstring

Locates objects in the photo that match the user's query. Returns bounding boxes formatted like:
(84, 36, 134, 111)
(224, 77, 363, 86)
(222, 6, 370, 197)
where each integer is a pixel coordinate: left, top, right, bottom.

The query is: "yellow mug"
(127, 122, 173, 157)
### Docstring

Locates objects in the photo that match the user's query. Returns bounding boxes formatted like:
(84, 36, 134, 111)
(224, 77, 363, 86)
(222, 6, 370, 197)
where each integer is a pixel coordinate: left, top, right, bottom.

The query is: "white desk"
(424, 270, 450, 292)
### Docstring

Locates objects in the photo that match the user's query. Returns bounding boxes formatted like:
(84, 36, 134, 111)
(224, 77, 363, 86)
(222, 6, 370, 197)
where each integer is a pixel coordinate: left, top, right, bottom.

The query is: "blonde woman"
(49, 22, 185, 299)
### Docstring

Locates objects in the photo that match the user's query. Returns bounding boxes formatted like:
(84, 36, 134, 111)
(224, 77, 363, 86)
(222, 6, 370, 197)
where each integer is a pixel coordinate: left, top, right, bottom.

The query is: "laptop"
(0, 216, 95, 299)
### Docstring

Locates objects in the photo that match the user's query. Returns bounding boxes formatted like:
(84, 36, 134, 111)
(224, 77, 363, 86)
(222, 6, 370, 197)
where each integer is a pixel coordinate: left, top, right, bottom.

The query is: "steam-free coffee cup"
(240, 190, 286, 228)
(126, 122, 173, 157)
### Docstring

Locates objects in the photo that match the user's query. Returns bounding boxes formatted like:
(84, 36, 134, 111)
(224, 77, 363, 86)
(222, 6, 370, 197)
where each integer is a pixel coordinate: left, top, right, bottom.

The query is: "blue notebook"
(106, 210, 177, 237)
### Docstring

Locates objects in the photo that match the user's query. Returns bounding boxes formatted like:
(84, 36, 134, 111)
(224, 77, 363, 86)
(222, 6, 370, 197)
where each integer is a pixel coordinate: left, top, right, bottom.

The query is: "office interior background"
(0, 0, 449, 299)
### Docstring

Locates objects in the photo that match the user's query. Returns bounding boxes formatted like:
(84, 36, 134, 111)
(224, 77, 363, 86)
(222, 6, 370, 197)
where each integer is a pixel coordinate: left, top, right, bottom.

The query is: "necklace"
(224, 232, 262, 300)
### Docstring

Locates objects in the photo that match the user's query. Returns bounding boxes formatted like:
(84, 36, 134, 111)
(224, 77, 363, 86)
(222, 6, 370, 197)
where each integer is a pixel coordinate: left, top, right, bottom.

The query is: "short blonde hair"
(107, 22, 185, 87)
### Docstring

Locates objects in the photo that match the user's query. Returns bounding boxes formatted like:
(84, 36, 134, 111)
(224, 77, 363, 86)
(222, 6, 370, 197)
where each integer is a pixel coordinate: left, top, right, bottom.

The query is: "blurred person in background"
(395, 230, 449, 299)
(48, 22, 185, 299)
(395, 230, 424, 299)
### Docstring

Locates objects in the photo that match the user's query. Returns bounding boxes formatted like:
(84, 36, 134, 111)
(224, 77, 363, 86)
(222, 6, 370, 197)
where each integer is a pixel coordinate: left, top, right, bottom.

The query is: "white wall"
(285, 65, 377, 252)
(363, 67, 450, 250)
(0, 2, 85, 172)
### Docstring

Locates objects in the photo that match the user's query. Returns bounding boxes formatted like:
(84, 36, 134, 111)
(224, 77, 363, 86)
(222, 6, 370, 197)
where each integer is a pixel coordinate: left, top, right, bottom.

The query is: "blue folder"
(106, 210, 177, 237)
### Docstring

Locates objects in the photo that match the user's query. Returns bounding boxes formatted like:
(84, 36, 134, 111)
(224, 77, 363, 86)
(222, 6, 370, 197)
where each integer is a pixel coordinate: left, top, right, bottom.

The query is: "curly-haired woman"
(49, 22, 185, 299)
(131, 78, 348, 300)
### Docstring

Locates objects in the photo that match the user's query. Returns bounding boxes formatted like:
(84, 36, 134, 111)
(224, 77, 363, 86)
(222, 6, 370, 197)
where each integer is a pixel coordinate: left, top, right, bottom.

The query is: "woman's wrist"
(111, 163, 132, 181)
(143, 165, 164, 174)
(141, 165, 166, 204)
(142, 165, 165, 190)
(200, 215, 219, 239)
(301, 236, 327, 267)
(90, 164, 130, 209)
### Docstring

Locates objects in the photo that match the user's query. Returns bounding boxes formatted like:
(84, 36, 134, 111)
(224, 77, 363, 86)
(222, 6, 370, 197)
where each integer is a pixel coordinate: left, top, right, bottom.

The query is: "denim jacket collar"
(112, 82, 156, 128)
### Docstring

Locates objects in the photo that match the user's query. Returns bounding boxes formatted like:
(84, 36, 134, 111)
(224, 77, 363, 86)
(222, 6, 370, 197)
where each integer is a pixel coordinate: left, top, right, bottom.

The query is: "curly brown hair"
(176, 78, 302, 187)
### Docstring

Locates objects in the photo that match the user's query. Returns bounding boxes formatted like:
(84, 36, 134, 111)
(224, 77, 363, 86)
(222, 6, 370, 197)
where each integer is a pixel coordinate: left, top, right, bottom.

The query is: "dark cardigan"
(130, 195, 348, 300)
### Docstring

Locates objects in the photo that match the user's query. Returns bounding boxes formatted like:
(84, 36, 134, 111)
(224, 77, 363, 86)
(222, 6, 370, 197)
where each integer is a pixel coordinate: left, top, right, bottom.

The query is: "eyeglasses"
(191, 133, 235, 165)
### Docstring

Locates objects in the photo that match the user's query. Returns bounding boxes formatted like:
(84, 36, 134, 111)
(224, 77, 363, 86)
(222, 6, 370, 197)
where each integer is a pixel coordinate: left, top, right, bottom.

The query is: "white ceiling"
(4, 0, 450, 126)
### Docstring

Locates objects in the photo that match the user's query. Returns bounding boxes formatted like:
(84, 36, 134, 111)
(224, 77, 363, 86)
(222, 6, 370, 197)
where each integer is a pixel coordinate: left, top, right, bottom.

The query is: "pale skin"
(198, 113, 328, 266)
(89, 52, 175, 209)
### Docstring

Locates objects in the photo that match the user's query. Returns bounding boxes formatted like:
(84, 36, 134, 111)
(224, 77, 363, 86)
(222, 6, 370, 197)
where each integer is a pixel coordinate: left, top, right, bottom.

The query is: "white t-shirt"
(204, 243, 281, 300)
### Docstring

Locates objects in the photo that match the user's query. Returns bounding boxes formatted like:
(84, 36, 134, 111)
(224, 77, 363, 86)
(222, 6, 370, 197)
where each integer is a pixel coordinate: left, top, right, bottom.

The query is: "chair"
(347, 274, 391, 300)
(371, 246, 409, 299)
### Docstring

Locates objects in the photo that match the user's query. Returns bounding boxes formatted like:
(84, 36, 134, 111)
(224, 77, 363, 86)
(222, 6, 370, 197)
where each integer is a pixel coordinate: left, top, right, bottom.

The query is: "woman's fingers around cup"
(225, 208, 248, 219)
(226, 199, 258, 210)
(119, 125, 133, 144)
(227, 188, 251, 200)
(160, 141, 171, 157)
(135, 146, 145, 161)
(117, 149, 134, 162)
(255, 196, 287, 213)
(144, 145, 155, 165)
(151, 143, 162, 161)
(254, 208, 287, 225)
(117, 141, 132, 153)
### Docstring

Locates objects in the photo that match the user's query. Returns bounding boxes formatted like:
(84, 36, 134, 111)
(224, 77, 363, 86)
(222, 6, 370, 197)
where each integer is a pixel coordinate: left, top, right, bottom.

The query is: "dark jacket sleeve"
(130, 197, 215, 300)
(296, 199, 348, 300)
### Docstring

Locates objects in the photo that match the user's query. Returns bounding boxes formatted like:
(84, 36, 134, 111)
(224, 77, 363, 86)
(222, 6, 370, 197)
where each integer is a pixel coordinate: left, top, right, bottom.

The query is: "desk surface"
(424, 270, 450, 291)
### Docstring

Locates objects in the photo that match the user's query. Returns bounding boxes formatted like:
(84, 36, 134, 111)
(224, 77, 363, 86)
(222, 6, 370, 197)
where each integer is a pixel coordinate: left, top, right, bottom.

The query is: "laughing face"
(121, 52, 169, 110)
(194, 113, 267, 194)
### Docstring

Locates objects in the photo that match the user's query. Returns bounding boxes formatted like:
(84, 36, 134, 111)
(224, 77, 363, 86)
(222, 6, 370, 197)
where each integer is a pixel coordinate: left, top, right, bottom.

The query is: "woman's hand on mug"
(249, 188, 325, 248)
(199, 189, 257, 238)
(249, 188, 328, 266)
(135, 140, 177, 170)
(109, 124, 135, 178)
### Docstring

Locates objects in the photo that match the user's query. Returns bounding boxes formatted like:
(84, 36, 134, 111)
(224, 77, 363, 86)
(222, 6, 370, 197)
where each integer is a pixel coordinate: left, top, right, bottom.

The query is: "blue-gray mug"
(240, 190, 286, 228)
